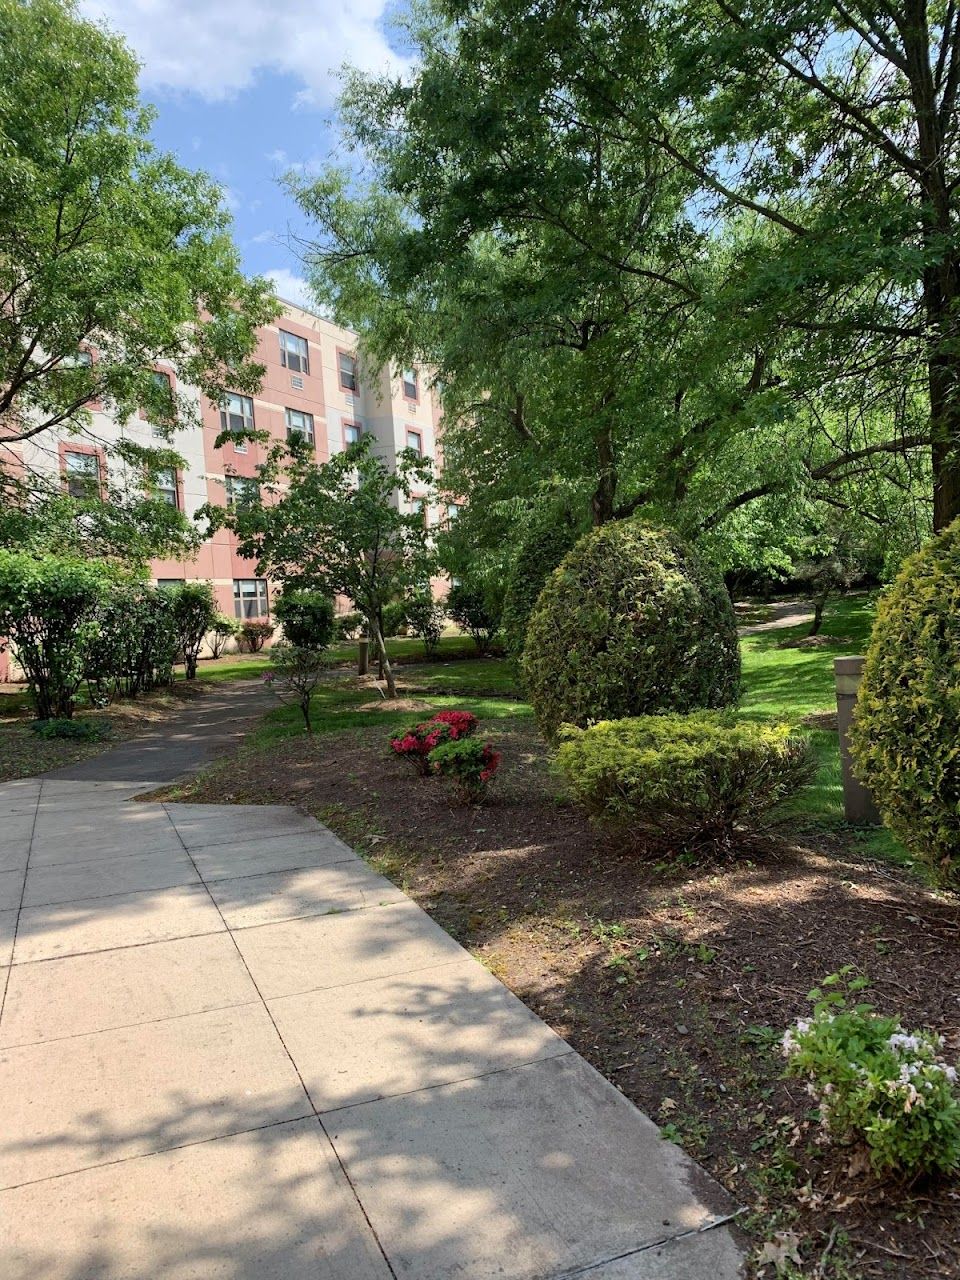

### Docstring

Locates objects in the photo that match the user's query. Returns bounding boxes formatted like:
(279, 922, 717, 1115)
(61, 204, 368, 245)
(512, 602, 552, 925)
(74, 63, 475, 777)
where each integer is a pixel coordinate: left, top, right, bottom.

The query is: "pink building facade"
(3, 300, 445, 655)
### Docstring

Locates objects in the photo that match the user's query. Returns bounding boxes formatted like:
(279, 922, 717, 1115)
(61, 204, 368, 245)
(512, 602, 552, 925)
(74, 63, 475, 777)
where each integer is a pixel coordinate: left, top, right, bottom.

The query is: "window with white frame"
(156, 468, 179, 508)
(342, 421, 361, 447)
(406, 428, 423, 455)
(224, 476, 261, 509)
(410, 497, 428, 526)
(63, 450, 100, 499)
(402, 367, 418, 400)
(338, 350, 358, 393)
(220, 393, 254, 437)
(447, 502, 461, 522)
(285, 408, 314, 444)
(233, 578, 269, 618)
(279, 330, 309, 374)
(156, 578, 184, 589)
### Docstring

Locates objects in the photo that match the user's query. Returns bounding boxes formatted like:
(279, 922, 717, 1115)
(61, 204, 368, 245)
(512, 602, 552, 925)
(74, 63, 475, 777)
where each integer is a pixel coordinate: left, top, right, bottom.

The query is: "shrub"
(782, 970, 960, 1179)
(274, 591, 334, 650)
(208, 615, 240, 659)
(849, 520, 960, 884)
(388, 710, 478, 775)
(522, 520, 741, 740)
(446, 580, 500, 654)
(556, 712, 815, 849)
(29, 717, 112, 742)
(240, 619, 275, 652)
(405, 591, 444, 657)
(430, 737, 501, 803)
(429, 710, 478, 737)
(501, 513, 580, 658)
(334, 610, 364, 642)
(381, 599, 409, 638)
(86, 581, 177, 701)
(390, 719, 458, 775)
(0, 552, 111, 719)
(169, 583, 218, 679)
(263, 643, 326, 732)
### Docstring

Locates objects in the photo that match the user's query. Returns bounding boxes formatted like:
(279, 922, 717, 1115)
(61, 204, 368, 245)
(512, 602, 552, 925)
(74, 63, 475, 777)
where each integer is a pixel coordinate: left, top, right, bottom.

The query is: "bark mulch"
(169, 715, 960, 1280)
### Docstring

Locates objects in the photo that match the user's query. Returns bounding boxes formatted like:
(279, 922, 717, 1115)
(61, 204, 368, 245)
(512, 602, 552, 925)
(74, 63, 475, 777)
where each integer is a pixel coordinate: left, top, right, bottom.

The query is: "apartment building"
(8, 299, 445, 627)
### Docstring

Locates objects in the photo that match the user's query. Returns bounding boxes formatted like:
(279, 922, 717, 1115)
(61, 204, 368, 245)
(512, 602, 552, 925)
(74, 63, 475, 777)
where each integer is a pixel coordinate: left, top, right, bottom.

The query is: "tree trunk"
(923, 246, 960, 529)
(808, 597, 825, 637)
(372, 622, 397, 697)
(590, 422, 618, 525)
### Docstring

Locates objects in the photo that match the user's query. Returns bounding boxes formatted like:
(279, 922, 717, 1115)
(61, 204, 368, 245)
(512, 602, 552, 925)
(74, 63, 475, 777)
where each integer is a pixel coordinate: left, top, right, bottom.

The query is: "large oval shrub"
(850, 520, 960, 883)
(521, 520, 741, 738)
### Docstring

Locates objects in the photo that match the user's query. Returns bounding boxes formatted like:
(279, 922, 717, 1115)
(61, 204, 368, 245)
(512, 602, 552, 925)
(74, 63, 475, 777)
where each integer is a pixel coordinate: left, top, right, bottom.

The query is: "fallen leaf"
(756, 1230, 802, 1273)
(659, 1097, 678, 1114)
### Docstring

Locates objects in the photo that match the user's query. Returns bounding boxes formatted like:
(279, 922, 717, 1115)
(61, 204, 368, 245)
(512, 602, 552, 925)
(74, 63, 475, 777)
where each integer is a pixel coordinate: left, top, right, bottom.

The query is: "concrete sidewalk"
(0, 774, 745, 1278)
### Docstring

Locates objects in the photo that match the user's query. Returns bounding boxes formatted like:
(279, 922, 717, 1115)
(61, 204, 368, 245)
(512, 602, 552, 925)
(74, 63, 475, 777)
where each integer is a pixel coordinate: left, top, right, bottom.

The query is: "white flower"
(889, 1032, 922, 1054)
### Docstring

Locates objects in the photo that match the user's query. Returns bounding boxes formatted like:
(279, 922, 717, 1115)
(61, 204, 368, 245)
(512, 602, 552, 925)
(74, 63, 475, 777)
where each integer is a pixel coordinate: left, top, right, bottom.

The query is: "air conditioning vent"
(290, 374, 304, 390)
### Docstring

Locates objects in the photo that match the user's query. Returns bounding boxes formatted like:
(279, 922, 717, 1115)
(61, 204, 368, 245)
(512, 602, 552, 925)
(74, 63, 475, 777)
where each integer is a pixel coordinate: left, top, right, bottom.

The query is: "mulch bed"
(175, 716, 960, 1279)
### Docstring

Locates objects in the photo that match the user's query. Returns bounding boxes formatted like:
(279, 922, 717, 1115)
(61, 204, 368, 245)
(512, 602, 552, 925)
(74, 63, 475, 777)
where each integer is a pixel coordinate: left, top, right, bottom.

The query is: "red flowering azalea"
(429, 710, 478, 740)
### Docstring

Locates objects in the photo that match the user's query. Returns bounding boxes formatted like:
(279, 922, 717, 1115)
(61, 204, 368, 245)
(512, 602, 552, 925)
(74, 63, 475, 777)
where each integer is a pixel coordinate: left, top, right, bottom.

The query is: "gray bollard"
(358, 637, 370, 676)
(834, 656, 881, 825)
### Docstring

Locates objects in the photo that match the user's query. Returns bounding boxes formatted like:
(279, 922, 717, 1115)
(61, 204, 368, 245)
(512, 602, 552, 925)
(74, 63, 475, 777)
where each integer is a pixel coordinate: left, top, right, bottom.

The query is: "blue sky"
(80, 0, 411, 306)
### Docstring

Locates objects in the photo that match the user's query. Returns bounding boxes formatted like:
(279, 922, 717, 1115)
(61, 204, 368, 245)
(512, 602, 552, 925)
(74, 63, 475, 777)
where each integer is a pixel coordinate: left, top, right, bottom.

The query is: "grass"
(184, 633, 485, 684)
(247, 683, 532, 749)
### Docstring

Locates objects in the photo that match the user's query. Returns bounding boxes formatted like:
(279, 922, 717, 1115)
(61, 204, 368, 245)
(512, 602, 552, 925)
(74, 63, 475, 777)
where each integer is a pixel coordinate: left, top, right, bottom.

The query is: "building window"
(342, 421, 361, 447)
(279, 330, 309, 375)
(233, 578, 269, 619)
(402, 367, 418, 401)
(73, 349, 93, 369)
(64, 450, 100, 499)
(157, 578, 184, 589)
(285, 408, 314, 445)
(224, 476, 261, 509)
(338, 350, 358, 393)
(151, 369, 172, 394)
(220, 393, 254, 437)
(447, 502, 461, 522)
(406, 428, 423, 455)
(156, 468, 179, 508)
(411, 497, 428, 526)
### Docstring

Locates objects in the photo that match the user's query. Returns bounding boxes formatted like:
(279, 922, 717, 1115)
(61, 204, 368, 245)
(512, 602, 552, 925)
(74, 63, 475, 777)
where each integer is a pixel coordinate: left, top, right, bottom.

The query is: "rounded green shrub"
(849, 520, 960, 883)
(522, 520, 741, 738)
(556, 712, 815, 849)
(501, 513, 581, 658)
(274, 591, 334, 650)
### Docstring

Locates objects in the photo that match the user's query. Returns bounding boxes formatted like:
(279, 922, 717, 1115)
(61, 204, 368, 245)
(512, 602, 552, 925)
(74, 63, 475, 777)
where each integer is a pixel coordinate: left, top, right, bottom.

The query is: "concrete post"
(358, 638, 370, 676)
(834, 656, 881, 825)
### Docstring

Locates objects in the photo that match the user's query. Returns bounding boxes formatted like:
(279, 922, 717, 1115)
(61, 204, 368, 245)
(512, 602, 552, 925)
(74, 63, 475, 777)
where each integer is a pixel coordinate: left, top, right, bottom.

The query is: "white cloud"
(80, 0, 409, 105)
(264, 267, 314, 309)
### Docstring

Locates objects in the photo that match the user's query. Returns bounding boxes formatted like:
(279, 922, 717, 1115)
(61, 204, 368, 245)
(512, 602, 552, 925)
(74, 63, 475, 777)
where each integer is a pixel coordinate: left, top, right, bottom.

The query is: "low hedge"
(556, 712, 815, 849)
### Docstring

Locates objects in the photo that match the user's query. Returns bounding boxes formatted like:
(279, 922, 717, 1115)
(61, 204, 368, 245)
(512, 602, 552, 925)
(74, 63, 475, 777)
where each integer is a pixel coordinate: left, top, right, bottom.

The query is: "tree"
(273, 591, 335, 650)
(169, 582, 217, 680)
(0, 0, 277, 481)
(221, 437, 435, 698)
(264, 644, 327, 733)
(292, 0, 941, 549)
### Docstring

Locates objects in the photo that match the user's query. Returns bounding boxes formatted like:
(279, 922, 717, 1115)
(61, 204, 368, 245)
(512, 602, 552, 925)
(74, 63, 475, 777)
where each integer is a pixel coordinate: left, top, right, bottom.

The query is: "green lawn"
(185, 633, 484, 684)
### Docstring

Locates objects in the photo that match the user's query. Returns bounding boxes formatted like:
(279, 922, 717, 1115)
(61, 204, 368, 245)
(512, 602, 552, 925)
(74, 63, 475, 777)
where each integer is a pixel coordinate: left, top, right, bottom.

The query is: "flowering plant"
(782, 969, 960, 1178)
(428, 710, 478, 738)
(429, 737, 501, 803)
(389, 719, 457, 775)
(389, 711, 478, 775)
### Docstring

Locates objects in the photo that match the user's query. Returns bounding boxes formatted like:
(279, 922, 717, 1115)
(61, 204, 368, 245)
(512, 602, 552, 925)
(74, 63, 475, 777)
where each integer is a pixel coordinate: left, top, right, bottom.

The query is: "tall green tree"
(292, 0, 941, 548)
(219, 439, 436, 698)
(0, 0, 277, 478)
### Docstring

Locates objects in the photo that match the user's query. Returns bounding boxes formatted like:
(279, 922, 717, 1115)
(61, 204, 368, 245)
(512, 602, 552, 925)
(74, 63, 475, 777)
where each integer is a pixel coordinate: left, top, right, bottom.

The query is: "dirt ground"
(170, 715, 960, 1279)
